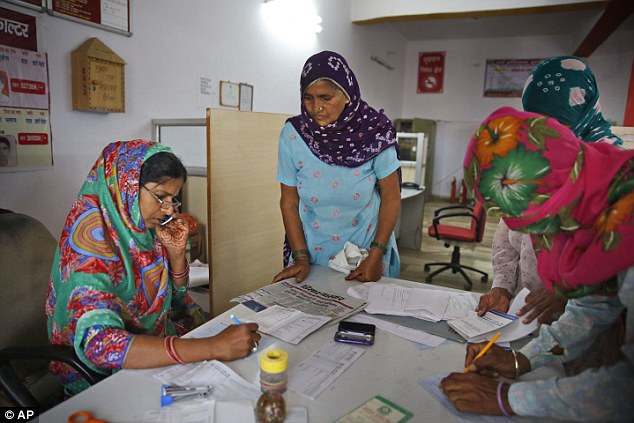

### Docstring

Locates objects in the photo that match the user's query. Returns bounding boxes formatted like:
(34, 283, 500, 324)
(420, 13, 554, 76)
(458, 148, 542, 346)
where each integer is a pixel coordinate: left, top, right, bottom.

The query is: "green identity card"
(335, 395, 413, 423)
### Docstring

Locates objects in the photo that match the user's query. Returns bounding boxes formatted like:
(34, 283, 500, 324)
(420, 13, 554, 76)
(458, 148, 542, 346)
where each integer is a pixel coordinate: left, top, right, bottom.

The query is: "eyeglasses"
(142, 185, 181, 210)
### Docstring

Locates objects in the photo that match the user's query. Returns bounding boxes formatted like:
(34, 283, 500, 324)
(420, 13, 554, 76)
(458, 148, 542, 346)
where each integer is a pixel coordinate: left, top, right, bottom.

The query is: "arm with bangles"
(273, 183, 311, 283)
(346, 170, 400, 282)
(80, 317, 259, 371)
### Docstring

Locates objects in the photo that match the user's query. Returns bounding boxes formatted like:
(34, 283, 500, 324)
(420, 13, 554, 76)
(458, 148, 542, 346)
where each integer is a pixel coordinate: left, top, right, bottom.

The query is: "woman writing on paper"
(476, 55, 623, 325)
(273, 51, 401, 284)
(47, 140, 260, 397)
(440, 107, 633, 420)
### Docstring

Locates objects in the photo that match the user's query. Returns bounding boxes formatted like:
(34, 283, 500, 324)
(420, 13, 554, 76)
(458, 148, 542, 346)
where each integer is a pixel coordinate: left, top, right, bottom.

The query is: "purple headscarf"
(287, 51, 399, 168)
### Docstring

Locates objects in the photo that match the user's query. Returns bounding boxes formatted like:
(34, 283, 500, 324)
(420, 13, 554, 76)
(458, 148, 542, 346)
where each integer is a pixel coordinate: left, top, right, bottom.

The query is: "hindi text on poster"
(417, 52, 445, 94)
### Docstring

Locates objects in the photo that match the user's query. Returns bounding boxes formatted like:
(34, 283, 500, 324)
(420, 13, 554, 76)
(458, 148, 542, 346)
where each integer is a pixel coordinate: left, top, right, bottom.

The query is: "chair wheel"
(481, 275, 488, 283)
(424, 265, 430, 272)
(463, 284, 473, 291)
(425, 275, 432, 284)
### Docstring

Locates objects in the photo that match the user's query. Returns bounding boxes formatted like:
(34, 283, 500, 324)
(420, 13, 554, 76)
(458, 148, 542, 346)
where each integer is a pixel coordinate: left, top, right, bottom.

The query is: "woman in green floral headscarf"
(46, 140, 260, 397)
(441, 107, 634, 421)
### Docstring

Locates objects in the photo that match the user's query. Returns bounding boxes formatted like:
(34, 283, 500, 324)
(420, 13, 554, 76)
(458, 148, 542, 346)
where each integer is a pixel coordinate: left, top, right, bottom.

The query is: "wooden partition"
(206, 108, 290, 316)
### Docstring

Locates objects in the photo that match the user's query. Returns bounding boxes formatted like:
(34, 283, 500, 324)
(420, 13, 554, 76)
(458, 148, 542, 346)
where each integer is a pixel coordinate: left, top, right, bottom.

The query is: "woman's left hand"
(156, 216, 189, 252)
(346, 251, 383, 282)
(440, 372, 510, 416)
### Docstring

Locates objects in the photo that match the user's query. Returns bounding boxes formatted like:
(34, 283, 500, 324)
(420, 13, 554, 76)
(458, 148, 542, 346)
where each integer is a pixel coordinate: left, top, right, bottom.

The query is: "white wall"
(403, 30, 633, 197)
(1, 0, 632, 234)
(0, 0, 407, 236)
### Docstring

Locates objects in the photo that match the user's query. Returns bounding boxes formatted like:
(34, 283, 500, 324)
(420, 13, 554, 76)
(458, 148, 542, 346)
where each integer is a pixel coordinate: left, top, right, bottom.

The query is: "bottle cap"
(260, 349, 288, 374)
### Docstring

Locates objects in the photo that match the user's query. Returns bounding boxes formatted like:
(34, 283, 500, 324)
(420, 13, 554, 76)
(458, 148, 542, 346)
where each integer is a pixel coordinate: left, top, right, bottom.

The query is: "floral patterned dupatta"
(464, 107, 634, 298)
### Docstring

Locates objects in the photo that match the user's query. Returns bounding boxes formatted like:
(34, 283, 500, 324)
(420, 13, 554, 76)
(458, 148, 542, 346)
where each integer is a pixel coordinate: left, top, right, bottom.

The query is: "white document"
(215, 400, 255, 423)
(187, 322, 277, 353)
(346, 282, 374, 300)
(363, 283, 476, 322)
(288, 340, 366, 399)
(497, 288, 539, 342)
(347, 313, 445, 347)
(243, 304, 330, 345)
(447, 310, 516, 342)
(153, 360, 261, 403)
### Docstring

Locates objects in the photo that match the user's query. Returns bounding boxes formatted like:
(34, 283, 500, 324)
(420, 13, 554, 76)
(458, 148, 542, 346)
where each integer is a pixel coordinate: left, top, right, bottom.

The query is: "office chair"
(0, 212, 103, 409)
(424, 201, 489, 291)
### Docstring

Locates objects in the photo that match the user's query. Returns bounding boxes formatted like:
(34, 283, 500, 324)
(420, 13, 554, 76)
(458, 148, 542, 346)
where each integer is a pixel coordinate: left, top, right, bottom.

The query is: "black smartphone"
(334, 320, 375, 346)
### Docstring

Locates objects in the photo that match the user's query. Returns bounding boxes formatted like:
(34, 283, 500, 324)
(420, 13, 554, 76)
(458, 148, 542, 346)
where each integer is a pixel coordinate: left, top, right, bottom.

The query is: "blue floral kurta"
(277, 122, 400, 276)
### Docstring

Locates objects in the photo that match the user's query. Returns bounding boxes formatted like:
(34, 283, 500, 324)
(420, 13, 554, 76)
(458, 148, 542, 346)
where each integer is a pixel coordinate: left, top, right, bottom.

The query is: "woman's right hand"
(476, 287, 512, 316)
(464, 342, 528, 380)
(272, 261, 311, 284)
(207, 323, 260, 361)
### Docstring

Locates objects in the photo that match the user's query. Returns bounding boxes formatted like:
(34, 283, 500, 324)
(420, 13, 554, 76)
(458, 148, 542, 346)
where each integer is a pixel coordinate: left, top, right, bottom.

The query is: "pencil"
(463, 332, 501, 373)
(230, 314, 241, 325)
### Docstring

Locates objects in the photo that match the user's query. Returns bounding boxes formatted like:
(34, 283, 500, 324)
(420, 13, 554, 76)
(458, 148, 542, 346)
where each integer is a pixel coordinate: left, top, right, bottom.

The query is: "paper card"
(334, 395, 413, 423)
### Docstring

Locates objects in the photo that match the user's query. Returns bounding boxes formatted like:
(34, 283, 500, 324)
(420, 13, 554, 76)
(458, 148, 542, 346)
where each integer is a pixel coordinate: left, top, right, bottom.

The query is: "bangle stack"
(169, 258, 190, 280)
(370, 241, 387, 255)
(291, 249, 310, 262)
(510, 349, 520, 380)
(496, 382, 513, 417)
(164, 336, 185, 364)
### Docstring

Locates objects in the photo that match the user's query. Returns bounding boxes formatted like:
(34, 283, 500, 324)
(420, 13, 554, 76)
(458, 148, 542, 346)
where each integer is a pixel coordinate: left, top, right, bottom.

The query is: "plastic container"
(259, 349, 288, 393)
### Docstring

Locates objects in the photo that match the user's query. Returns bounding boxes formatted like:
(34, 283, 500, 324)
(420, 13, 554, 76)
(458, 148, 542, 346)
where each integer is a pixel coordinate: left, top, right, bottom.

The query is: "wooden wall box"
(71, 38, 126, 113)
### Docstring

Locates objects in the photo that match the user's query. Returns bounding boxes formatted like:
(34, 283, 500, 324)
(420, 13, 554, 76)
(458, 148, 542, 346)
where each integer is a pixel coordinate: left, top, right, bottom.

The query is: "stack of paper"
(447, 310, 516, 343)
(346, 283, 477, 322)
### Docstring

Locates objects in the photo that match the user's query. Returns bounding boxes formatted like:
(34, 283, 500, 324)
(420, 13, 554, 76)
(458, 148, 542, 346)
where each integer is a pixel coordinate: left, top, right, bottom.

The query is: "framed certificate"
(239, 83, 253, 111)
(219, 81, 239, 108)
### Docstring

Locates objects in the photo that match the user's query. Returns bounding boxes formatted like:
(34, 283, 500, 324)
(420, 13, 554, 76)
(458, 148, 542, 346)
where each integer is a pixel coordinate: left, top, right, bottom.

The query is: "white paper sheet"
(243, 304, 330, 345)
(288, 340, 366, 399)
(496, 288, 539, 343)
(346, 313, 445, 347)
(153, 360, 261, 403)
(363, 283, 476, 322)
(447, 311, 515, 342)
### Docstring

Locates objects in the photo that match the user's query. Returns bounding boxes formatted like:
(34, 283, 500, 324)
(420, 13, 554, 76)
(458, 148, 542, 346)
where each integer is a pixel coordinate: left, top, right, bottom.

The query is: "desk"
(396, 186, 425, 250)
(40, 266, 564, 422)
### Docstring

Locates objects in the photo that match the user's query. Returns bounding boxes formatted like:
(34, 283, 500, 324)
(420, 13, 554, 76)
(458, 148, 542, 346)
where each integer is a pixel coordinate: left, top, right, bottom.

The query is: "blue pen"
(230, 314, 241, 325)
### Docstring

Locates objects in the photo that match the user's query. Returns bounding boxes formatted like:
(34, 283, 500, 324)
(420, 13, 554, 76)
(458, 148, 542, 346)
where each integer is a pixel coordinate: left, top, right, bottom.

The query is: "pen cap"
(260, 349, 288, 374)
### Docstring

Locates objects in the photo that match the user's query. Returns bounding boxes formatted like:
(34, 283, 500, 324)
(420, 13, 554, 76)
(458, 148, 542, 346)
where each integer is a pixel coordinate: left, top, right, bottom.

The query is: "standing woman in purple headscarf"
(273, 51, 401, 284)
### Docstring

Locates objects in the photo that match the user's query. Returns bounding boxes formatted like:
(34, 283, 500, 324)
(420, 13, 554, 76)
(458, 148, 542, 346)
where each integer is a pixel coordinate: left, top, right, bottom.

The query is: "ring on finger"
(251, 340, 259, 352)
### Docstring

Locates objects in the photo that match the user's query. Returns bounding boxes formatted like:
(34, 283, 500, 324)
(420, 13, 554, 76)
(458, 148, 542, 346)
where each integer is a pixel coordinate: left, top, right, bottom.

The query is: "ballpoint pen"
(464, 332, 501, 373)
(230, 314, 242, 325)
(161, 384, 213, 407)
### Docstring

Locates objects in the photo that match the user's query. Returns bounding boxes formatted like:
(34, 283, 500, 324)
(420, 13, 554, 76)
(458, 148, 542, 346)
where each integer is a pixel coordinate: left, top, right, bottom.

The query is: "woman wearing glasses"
(46, 140, 260, 397)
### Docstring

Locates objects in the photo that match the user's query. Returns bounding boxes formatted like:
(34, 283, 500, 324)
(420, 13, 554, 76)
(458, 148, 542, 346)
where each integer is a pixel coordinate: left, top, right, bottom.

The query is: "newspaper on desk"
(231, 280, 366, 324)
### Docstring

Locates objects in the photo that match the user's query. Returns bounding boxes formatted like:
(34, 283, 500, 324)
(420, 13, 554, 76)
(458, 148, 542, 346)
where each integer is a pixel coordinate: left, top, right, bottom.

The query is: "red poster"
(417, 52, 445, 94)
(0, 7, 38, 51)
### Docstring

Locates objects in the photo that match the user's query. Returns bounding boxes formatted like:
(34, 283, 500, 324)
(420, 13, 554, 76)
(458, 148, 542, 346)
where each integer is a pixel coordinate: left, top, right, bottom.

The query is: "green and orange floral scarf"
(464, 107, 634, 298)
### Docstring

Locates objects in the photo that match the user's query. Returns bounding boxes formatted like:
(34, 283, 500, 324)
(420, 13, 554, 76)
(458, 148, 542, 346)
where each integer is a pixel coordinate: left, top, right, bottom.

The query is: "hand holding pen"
(464, 332, 500, 373)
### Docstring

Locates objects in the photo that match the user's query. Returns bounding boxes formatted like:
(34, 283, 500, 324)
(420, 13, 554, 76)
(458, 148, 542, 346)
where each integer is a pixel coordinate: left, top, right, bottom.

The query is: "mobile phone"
(334, 320, 375, 346)
(160, 215, 174, 226)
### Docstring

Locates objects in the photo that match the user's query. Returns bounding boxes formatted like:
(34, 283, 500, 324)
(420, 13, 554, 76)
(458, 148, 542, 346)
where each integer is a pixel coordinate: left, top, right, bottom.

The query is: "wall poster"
(47, 0, 131, 36)
(417, 51, 445, 94)
(483, 59, 542, 97)
(0, 44, 52, 171)
(0, 6, 38, 51)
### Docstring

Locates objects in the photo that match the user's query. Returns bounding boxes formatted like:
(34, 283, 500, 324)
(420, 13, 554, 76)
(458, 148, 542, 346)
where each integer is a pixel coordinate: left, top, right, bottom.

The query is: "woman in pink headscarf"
(441, 107, 634, 421)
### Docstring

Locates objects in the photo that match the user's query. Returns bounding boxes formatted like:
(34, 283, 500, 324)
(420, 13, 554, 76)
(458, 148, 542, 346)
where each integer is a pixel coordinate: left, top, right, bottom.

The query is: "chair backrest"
(0, 213, 56, 374)
(471, 201, 487, 243)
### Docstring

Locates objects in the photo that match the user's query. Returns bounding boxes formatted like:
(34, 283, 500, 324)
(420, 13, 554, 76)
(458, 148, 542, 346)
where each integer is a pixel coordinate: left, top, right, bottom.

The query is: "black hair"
(139, 151, 187, 186)
(0, 137, 10, 149)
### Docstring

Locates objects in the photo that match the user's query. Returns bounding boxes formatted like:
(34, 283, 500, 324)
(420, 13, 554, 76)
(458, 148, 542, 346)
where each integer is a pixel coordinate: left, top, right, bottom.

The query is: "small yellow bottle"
(259, 349, 288, 393)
